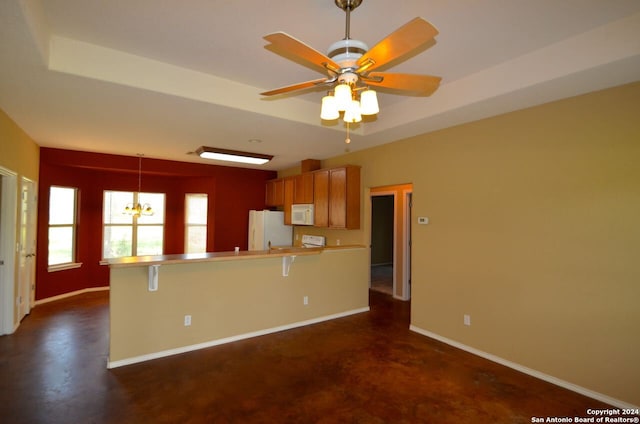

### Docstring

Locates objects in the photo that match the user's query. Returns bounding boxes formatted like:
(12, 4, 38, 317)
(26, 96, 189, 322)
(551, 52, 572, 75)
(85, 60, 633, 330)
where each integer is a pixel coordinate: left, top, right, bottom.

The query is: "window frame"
(184, 193, 208, 254)
(47, 185, 81, 272)
(102, 190, 166, 259)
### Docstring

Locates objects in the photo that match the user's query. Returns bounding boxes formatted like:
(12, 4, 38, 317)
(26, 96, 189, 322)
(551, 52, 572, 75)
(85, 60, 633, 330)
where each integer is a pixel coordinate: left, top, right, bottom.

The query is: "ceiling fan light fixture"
(262, 1, 441, 134)
(327, 39, 368, 67)
(196, 146, 273, 165)
(320, 94, 340, 120)
(343, 99, 362, 123)
(360, 89, 379, 115)
(334, 83, 352, 111)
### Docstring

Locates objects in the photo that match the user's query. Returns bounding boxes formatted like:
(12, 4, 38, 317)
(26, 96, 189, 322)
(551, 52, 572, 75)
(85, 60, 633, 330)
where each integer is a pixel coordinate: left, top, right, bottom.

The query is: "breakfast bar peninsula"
(107, 246, 368, 368)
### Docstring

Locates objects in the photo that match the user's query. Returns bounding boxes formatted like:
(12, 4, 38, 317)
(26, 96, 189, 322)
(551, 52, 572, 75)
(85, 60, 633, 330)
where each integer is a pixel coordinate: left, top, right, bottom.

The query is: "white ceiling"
(1, 0, 639, 171)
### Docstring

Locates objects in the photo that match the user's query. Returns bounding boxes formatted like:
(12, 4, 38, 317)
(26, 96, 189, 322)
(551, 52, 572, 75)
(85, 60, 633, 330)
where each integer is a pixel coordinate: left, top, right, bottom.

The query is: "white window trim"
(48, 262, 83, 272)
(48, 186, 78, 267)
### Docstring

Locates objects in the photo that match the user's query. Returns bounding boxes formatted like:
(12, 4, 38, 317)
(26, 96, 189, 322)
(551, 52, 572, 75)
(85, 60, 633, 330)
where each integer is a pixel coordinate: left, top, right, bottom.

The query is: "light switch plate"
(418, 217, 429, 224)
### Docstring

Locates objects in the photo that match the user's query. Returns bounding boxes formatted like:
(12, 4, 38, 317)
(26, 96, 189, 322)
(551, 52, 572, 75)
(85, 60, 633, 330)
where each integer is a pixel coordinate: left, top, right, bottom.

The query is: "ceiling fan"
(260, 0, 441, 123)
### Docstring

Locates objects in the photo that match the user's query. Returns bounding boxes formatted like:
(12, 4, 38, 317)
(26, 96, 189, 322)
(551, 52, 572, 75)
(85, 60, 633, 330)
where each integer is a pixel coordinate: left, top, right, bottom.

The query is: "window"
(48, 186, 78, 267)
(103, 191, 165, 258)
(185, 194, 208, 253)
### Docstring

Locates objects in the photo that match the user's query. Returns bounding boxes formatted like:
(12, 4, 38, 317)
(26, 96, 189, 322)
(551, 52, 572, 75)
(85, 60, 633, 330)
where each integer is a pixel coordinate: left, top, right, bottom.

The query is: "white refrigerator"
(248, 210, 293, 251)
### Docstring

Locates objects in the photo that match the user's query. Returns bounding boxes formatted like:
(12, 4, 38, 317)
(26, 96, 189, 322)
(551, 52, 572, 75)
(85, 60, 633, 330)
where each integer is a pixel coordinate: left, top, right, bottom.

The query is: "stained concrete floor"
(0, 289, 613, 423)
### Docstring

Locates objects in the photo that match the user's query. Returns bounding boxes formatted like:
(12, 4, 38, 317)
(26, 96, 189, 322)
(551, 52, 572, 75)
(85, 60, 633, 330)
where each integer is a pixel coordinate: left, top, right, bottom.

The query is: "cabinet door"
(265, 179, 284, 207)
(293, 173, 314, 204)
(329, 168, 347, 228)
(283, 177, 295, 225)
(328, 166, 360, 229)
(313, 170, 329, 227)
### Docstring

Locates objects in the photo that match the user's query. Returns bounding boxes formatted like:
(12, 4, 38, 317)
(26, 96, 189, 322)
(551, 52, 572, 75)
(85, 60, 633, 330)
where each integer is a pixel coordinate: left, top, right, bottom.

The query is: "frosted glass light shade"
(360, 89, 379, 115)
(320, 94, 339, 120)
(343, 99, 362, 123)
(334, 84, 352, 112)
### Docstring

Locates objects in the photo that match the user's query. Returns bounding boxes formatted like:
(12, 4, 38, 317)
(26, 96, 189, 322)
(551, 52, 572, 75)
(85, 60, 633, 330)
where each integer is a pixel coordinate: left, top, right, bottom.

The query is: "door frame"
(370, 183, 413, 300)
(18, 176, 37, 320)
(403, 191, 412, 299)
(0, 166, 18, 335)
(370, 190, 397, 296)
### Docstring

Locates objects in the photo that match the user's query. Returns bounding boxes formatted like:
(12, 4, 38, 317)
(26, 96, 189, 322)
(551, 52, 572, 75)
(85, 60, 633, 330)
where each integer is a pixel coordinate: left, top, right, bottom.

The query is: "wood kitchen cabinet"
(283, 177, 294, 225)
(313, 170, 330, 227)
(313, 165, 360, 229)
(265, 178, 284, 207)
(293, 173, 314, 204)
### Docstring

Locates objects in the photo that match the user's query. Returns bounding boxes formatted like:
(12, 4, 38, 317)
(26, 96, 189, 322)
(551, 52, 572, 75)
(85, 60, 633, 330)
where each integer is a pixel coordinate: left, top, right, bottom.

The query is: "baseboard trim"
(409, 325, 638, 410)
(35, 286, 110, 305)
(107, 306, 370, 369)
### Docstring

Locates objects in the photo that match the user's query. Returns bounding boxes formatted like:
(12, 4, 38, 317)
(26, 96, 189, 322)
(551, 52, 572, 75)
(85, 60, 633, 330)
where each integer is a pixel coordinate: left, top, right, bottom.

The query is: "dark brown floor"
(370, 264, 393, 295)
(0, 290, 612, 423)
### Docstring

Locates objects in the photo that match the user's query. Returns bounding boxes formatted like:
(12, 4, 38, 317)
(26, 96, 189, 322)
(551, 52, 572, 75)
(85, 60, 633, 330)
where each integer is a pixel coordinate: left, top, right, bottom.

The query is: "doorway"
(370, 184, 413, 300)
(0, 167, 18, 335)
(370, 195, 394, 295)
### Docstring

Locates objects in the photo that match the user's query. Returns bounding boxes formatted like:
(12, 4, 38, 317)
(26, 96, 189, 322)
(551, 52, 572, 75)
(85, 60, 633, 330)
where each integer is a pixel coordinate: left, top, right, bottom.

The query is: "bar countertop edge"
(107, 245, 367, 268)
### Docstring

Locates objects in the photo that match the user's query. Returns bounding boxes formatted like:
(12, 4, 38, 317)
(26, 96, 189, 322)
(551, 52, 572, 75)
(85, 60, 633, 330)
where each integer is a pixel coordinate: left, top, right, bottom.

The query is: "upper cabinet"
(293, 173, 314, 204)
(266, 165, 361, 229)
(313, 170, 330, 228)
(265, 178, 284, 207)
(314, 165, 360, 229)
(283, 177, 294, 225)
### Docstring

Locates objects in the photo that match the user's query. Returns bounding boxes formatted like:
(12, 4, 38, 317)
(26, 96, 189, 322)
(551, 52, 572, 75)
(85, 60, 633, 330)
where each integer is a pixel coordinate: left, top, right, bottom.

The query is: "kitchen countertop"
(107, 247, 323, 268)
(106, 245, 367, 268)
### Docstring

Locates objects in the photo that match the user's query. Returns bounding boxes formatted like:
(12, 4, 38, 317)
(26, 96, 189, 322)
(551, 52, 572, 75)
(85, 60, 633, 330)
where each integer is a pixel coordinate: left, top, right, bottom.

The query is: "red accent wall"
(36, 148, 275, 300)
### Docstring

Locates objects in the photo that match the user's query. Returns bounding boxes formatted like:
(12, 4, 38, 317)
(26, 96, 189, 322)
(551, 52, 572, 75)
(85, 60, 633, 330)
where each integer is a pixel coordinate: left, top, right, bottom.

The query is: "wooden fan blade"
(260, 78, 330, 96)
(357, 17, 438, 72)
(264, 32, 341, 75)
(364, 73, 441, 95)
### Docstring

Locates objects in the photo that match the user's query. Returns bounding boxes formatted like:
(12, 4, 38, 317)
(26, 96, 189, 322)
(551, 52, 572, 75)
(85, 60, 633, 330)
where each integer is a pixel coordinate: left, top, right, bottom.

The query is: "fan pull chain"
(345, 122, 351, 144)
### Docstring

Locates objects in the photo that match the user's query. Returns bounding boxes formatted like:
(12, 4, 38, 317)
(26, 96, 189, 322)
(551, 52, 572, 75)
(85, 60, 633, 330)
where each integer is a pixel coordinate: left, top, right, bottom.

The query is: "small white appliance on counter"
(301, 235, 326, 248)
(291, 204, 314, 226)
(248, 210, 293, 251)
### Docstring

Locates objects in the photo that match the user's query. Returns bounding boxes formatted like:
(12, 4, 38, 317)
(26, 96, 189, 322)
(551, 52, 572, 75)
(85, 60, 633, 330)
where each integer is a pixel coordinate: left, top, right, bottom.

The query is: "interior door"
(18, 177, 36, 321)
(0, 168, 18, 335)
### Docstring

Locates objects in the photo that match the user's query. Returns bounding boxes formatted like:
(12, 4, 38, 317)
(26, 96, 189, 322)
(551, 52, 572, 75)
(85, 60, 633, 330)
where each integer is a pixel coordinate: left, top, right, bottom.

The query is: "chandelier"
(123, 154, 154, 217)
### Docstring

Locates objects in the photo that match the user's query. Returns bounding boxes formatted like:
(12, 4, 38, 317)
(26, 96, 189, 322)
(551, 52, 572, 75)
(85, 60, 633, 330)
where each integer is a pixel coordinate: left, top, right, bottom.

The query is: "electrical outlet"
(464, 314, 471, 326)
(303, 296, 309, 306)
(184, 315, 192, 326)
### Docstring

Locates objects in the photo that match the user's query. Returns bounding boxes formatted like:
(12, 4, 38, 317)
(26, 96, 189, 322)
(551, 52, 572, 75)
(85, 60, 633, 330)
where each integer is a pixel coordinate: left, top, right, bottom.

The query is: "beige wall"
(109, 248, 369, 365)
(0, 108, 39, 330)
(302, 82, 640, 406)
(0, 108, 39, 179)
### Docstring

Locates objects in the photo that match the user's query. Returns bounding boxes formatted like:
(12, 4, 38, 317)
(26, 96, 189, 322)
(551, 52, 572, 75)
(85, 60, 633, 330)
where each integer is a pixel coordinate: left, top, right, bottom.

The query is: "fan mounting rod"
(335, 0, 362, 11)
(335, 0, 362, 39)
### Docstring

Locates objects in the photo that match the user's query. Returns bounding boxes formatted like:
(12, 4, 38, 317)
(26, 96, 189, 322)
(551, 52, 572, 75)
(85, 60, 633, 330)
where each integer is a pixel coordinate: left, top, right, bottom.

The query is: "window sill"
(48, 262, 83, 272)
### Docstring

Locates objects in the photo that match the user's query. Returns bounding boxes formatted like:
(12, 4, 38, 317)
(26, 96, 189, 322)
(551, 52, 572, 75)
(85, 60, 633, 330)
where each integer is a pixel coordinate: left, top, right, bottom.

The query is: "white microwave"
(291, 204, 314, 226)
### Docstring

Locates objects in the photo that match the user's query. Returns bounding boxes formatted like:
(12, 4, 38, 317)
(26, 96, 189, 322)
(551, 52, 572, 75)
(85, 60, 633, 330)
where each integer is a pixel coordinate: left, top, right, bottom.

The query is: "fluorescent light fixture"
(196, 146, 273, 165)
